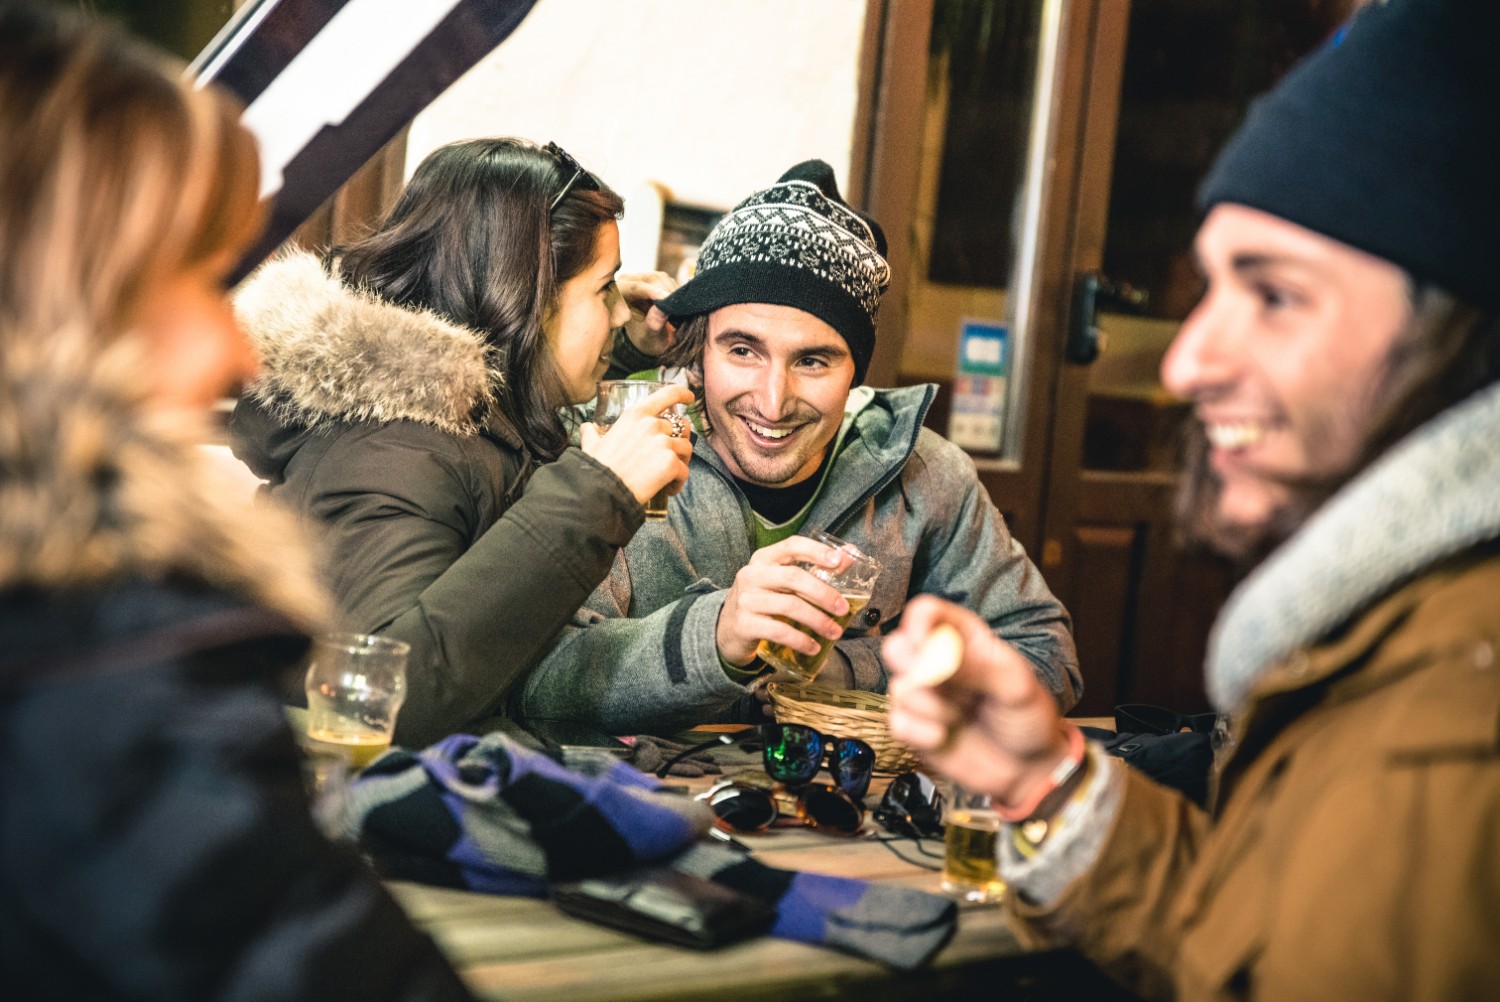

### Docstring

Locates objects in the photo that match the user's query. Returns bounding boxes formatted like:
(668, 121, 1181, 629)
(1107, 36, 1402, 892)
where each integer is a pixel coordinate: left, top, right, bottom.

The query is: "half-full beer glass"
(756, 530, 881, 683)
(304, 633, 409, 770)
(941, 784, 1004, 903)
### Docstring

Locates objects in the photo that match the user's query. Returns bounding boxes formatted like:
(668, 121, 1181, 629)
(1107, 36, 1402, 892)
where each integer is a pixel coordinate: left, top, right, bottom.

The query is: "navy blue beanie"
(658, 160, 891, 384)
(1197, 0, 1500, 307)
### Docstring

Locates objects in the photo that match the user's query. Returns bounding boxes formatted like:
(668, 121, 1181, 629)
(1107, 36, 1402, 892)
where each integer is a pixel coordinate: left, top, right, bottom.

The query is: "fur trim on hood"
(235, 250, 501, 436)
(0, 329, 330, 634)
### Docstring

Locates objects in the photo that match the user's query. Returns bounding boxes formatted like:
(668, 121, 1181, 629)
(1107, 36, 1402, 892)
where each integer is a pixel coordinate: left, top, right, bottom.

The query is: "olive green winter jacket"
(229, 252, 643, 745)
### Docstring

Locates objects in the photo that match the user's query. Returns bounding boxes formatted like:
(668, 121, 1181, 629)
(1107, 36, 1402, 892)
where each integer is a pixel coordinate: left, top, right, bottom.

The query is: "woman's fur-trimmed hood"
(235, 251, 501, 436)
(0, 331, 330, 633)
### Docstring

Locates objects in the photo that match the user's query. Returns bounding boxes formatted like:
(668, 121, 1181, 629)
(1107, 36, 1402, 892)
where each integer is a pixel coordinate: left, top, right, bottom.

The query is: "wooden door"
(1028, 0, 1359, 714)
(868, 0, 1074, 555)
(874, 0, 1360, 715)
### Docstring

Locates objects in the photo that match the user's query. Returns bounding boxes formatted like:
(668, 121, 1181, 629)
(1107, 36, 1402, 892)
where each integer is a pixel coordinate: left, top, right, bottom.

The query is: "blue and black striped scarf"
(348, 733, 956, 970)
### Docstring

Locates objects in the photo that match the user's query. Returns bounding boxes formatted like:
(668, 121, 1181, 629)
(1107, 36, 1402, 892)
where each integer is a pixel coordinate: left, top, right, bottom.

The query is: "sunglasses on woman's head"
(542, 141, 601, 213)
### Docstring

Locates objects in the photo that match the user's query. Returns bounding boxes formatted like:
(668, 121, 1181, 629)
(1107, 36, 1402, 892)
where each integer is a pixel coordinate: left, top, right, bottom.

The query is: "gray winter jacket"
(229, 253, 643, 745)
(518, 384, 1081, 732)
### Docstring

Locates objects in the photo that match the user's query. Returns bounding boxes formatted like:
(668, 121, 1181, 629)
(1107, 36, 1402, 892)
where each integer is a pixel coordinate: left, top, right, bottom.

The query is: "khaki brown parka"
(1010, 543, 1500, 1000)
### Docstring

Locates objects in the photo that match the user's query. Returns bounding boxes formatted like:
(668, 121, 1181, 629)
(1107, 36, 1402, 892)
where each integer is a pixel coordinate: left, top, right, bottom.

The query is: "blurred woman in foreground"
(0, 3, 472, 997)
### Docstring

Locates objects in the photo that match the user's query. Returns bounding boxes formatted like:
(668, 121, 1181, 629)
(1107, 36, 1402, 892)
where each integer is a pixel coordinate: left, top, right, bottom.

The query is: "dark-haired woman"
(230, 138, 692, 745)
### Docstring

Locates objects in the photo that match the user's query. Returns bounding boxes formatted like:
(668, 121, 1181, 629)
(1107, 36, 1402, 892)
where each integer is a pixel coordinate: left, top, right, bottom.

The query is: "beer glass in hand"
(756, 530, 881, 683)
(592, 379, 683, 520)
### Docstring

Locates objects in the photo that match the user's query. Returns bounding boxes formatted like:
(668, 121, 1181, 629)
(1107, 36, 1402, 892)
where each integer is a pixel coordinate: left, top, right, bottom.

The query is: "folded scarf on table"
(348, 733, 957, 969)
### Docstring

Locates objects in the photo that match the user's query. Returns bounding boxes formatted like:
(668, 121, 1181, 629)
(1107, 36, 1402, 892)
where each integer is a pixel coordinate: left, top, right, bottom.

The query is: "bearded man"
(884, 0, 1500, 996)
(515, 159, 1080, 733)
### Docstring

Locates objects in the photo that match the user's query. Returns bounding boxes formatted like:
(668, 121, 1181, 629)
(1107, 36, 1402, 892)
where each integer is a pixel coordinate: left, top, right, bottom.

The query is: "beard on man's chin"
(1172, 424, 1327, 574)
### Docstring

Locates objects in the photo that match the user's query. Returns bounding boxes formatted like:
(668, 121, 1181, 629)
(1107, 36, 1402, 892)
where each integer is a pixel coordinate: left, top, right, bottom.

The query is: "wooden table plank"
(392, 827, 1024, 1001)
(402, 888, 1024, 1002)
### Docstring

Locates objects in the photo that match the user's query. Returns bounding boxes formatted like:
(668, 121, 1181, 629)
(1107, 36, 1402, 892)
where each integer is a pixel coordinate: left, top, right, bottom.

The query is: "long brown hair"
(660, 312, 714, 432)
(1355, 286, 1500, 466)
(332, 138, 624, 460)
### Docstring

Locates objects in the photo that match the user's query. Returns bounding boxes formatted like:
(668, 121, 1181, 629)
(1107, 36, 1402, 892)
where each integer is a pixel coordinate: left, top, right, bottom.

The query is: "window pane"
(927, 1, 1044, 286)
(904, 0, 1046, 458)
(1084, 0, 1359, 472)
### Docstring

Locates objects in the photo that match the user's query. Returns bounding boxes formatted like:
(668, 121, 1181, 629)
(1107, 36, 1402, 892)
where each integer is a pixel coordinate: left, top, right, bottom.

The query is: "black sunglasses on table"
(542, 141, 601, 212)
(658, 724, 876, 836)
(698, 779, 869, 836)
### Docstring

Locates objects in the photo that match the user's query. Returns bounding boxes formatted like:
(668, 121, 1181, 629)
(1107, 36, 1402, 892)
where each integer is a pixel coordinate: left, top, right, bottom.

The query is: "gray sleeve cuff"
(999, 742, 1123, 907)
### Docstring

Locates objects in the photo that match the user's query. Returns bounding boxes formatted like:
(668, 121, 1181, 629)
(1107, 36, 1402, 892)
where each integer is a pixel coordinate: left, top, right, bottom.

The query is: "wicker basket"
(766, 681, 920, 774)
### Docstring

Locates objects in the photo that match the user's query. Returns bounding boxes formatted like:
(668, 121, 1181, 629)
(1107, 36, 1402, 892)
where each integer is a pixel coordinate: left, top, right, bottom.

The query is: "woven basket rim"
(767, 682, 920, 773)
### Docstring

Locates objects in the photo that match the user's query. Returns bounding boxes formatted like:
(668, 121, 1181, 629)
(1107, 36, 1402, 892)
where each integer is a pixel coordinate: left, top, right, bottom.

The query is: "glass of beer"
(756, 530, 881, 683)
(941, 784, 1005, 903)
(303, 632, 410, 771)
(592, 379, 683, 521)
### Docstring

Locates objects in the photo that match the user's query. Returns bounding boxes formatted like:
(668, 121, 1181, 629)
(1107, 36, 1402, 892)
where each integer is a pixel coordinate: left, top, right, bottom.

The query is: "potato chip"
(909, 624, 962, 686)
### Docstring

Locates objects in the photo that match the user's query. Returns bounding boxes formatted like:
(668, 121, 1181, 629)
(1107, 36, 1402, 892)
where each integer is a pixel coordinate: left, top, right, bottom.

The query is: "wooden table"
(387, 751, 1119, 1002)
(389, 827, 1063, 1001)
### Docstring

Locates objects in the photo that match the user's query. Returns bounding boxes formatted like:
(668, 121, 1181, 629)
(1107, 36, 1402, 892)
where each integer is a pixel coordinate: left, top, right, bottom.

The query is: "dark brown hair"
(1356, 285, 1500, 466)
(332, 138, 623, 460)
(660, 312, 714, 432)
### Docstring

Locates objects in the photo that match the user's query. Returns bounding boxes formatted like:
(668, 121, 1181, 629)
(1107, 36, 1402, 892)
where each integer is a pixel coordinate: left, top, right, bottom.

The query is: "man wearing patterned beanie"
(884, 0, 1500, 997)
(515, 159, 1080, 732)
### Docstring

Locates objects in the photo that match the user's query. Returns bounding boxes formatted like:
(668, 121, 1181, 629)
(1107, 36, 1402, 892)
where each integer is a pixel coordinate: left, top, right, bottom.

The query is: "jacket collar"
(1208, 380, 1500, 713)
(235, 250, 503, 437)
(0, 336, 329, 633)
(1241, 544, 1495, 705)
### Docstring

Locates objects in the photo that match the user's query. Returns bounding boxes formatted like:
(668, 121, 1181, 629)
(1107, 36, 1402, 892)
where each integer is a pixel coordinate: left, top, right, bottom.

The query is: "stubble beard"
(716, 405, 829, 487)
(721, 432, 819, 487)
(1173, 424, 1325, 573)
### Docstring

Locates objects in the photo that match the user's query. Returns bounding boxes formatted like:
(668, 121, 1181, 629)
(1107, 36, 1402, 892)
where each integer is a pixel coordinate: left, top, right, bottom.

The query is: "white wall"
(407, 0, 870, 270)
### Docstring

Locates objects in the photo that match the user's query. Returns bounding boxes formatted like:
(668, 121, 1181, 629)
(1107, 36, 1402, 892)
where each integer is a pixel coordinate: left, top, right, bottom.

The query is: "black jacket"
(0, 582, 475, 1001)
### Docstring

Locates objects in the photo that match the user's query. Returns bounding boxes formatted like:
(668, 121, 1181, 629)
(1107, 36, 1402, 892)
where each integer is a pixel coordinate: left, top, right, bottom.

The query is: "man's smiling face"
(1162, 203, 1412, 554)
(701, 302, 856, 487)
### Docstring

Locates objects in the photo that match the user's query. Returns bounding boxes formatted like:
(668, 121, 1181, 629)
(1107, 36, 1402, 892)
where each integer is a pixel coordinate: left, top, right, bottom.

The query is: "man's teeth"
(747, 420, 792, 440)
(1205, 422, 1266, 449)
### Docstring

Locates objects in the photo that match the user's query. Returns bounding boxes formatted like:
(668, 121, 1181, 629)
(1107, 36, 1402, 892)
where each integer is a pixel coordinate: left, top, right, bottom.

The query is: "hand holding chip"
(882, 596, 1073, 808)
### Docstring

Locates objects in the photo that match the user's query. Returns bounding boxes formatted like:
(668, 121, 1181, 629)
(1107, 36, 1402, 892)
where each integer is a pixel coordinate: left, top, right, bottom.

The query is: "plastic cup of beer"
(303, 633, 410, 771)
(755, 529, 881, 683)
(592, 379, 683, 521)
(941, 784, 1005, 903)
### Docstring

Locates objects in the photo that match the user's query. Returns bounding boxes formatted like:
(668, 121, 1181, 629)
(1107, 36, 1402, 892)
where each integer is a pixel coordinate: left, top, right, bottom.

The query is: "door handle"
(1067, 271, 1148, 365)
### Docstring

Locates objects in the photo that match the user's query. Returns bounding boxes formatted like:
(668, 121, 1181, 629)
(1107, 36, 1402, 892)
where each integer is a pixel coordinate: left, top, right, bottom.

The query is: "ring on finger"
(666, 413, 689, 439)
